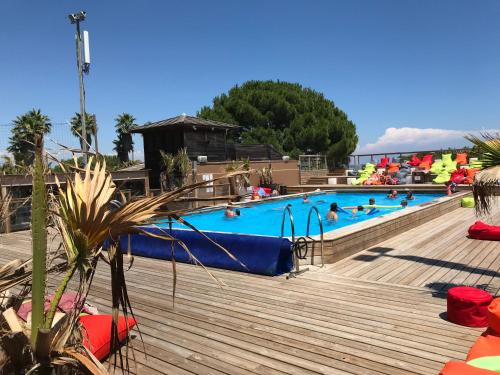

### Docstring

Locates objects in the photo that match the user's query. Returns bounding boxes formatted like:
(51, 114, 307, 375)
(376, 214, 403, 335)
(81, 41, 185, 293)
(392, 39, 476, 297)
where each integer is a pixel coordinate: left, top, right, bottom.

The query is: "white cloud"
(358, 127, 496, 153)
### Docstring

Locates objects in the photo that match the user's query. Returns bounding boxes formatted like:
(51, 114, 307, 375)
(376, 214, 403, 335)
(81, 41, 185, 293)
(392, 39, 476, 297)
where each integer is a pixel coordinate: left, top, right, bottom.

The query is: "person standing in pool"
(302, 194, 310, 204)
(369, 198, 376, 206)
(401, 199, 408, 208)
(327, 203, 339, 221)
(406, 190, 415, 200)
(224, 206, 236, 217)
(387, 189, 398, 199)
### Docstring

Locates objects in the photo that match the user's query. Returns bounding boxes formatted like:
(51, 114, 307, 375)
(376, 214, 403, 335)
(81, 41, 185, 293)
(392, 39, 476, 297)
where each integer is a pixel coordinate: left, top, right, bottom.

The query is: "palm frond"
(465, 132, 500, 215)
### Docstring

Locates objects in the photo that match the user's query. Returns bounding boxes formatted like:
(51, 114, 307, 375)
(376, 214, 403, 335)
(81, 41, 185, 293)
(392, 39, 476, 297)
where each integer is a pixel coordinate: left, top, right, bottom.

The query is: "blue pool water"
(156, 191, 444, 237)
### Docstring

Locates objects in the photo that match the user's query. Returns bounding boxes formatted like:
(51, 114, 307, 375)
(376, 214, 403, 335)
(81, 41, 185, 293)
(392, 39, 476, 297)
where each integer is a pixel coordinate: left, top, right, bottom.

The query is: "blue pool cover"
(118, 227, 293, 276)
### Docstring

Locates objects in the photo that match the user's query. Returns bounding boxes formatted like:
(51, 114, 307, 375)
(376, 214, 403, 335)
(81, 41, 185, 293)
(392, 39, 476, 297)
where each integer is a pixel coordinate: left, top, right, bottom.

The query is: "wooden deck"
(0, 201, 499, 374)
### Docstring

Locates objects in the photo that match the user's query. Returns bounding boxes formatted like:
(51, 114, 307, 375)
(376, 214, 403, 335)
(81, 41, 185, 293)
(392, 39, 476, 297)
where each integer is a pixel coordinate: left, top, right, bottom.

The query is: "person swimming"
(387, 189, 398, 199)
(327, 203, 339, 221)
(350, 206, 378, 216)
(302, 194, 310, 203)
(351, 205, 365, 216)
(401, 199, 408, 208)
(406, 190, 414, 200)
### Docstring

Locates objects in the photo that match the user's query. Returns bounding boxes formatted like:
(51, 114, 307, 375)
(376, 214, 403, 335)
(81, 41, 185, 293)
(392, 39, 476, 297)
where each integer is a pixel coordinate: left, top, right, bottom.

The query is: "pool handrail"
(280, 205, 295, 243)
(306, 206, 324, 268)
(280, 205, 299, 274)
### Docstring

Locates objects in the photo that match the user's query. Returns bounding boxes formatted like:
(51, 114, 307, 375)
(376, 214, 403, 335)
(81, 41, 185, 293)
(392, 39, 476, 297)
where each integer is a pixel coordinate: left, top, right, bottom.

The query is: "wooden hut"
(132, 114, 286, 188)
(132, 114, 239, 187)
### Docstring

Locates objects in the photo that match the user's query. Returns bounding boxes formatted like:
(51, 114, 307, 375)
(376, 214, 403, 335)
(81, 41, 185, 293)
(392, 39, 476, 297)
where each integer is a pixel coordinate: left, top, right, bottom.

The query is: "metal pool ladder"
(305, 206, 325, 268)
(281, 205, 324, 279)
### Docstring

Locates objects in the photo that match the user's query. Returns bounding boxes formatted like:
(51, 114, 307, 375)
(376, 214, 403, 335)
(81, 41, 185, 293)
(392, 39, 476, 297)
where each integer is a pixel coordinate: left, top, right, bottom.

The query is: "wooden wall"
(143, 129, 184, 188)
(183, 129, 227, 162)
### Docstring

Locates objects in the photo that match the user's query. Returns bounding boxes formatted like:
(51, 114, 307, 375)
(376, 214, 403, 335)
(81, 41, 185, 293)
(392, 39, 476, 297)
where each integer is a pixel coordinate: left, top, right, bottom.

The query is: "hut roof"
(131, 114, 240, 133)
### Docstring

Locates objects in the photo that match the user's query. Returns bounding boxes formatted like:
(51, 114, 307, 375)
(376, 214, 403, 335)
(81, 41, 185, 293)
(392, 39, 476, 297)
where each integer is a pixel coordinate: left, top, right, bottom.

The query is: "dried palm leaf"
(48, 156, 251, 372)
(465, 132, 500, 215)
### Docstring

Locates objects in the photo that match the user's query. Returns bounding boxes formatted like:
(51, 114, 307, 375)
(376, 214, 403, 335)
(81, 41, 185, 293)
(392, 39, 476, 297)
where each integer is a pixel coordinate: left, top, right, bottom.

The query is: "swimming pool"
(157, 191, 444, 237)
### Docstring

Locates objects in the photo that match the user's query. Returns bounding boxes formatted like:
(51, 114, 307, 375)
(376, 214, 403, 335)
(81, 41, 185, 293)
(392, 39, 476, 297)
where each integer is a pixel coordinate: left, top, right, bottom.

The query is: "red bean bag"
(450, 169, 466, 184)
(468, 221, 500, 241)
(376, 157, 390, 168)
(80, 314, 137, 361)
(447, 286, 493, 327)
(408, 154, 421, 166)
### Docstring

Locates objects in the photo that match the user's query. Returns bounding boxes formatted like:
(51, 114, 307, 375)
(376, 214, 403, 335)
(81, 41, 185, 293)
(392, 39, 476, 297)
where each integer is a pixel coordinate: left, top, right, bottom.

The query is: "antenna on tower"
(82, 30, 90, 74)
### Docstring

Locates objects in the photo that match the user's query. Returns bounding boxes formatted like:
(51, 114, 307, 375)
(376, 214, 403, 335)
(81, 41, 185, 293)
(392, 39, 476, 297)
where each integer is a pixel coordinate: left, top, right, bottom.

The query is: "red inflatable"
(408, 154, 421, 166)
(468, 221, 500, 241)
(450, 169, 466, 184)
(376, 157, 390, 168)
(447, 286, 493, 327)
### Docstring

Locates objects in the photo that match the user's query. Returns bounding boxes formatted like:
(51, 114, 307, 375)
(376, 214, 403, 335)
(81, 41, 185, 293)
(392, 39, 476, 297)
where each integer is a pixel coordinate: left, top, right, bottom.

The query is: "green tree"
(198, 80, 358, 167)
(113, 113, 137, 163)
(70, 112, 98, 152)
(7, 109, 52, 165)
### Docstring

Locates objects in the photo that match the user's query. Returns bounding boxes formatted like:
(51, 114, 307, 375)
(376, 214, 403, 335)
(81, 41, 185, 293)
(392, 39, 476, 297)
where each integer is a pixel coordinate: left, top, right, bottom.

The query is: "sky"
(1, 0, 499, 158)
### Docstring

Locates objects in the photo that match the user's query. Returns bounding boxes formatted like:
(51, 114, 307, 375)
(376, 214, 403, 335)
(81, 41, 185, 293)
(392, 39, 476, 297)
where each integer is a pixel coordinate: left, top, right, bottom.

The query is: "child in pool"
(327, 203, 339, 222)
(302, 194, 310, 203)
(406, 190, 414, 200)
(368, 198, 375, 206)
(401, 199, 408, 208)
(224, 206, 236, 217)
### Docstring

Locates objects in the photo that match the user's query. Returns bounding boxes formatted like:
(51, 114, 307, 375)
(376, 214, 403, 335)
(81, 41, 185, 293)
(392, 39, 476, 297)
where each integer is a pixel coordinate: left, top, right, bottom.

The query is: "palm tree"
(113, 113, 137, 163)
(70, 112, 98, 153)
(7, 109, 51, 165)
(465, 132, 500, 215)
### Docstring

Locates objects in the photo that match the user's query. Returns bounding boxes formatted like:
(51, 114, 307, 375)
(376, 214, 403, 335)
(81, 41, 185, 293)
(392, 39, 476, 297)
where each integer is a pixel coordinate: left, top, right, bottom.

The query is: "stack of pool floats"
(352, 152, 482, 186)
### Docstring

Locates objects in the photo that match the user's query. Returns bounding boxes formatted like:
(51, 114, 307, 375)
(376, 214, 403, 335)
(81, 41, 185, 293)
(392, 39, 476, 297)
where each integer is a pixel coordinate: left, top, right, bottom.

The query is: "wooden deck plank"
(0, 201, 498, 374)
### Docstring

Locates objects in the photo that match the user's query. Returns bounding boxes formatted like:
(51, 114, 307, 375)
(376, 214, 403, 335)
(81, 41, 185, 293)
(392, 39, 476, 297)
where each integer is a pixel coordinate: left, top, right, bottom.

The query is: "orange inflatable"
(387, 163, 400, 174)
(440, 361, 499, 374)
(455, 153, 468, 165)
(463, 168, 480, 184)
(440, 298, 500, 374)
